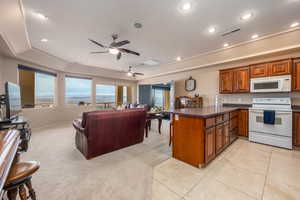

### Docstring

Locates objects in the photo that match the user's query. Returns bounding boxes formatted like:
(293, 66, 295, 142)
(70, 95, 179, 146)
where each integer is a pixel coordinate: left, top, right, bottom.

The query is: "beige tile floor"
(152, 139, 300, 200)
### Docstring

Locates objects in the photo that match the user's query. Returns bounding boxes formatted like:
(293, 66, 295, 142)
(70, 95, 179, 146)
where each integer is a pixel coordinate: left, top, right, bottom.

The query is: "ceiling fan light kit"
(89, 34, 140, 60)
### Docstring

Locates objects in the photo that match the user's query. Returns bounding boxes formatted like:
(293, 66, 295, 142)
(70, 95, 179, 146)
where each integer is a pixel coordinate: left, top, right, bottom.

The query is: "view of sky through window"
(96, 84, 116, 103)
(35, 72, 55, 105)
(65, 77, 92, 104)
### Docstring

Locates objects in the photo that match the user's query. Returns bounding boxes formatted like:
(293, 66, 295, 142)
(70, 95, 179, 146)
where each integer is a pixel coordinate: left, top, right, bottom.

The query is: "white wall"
(1, 56, 137, 129)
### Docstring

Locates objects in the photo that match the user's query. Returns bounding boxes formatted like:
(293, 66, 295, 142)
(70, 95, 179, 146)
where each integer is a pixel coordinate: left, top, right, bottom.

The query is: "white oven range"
(249, 98, 292, 149)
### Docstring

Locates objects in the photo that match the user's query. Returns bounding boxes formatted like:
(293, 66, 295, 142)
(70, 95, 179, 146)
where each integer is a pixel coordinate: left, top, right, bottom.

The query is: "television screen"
(5, 82, 22, 120)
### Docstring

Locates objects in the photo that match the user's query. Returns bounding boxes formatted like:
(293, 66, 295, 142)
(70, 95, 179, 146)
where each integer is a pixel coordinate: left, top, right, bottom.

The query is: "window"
(96, 84, 116, 106)
(18, 65, 56, 108)
(153, 89, 164, 108)
(123, 86, 127, 104)
(65, 76, 92, 105)
(35, 73, 56, 106)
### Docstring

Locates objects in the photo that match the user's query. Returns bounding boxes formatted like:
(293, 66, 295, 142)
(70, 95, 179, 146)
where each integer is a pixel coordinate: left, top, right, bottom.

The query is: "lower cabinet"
(216, 124, 223, 154)
(223, 122, 230, 147)
(238, 109, 249, 137)
(293, 112, 300, 146)
(204, 111, 241, 165)
(205, 127, 216, 163)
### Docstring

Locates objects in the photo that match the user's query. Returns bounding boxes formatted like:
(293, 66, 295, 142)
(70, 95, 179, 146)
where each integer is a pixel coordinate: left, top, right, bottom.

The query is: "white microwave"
(250, 75, 291, 93)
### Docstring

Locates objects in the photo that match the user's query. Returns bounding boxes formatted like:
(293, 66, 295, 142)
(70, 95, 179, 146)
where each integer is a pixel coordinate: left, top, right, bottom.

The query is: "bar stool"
(4, 161, 40, 200)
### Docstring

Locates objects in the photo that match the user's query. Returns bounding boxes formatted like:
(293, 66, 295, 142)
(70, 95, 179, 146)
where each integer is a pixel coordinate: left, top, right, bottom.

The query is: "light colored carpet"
(21, 120, 171, 200)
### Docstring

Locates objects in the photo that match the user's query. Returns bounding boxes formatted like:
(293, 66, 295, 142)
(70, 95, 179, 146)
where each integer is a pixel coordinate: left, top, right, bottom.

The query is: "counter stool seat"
(4, 161, 40, 200)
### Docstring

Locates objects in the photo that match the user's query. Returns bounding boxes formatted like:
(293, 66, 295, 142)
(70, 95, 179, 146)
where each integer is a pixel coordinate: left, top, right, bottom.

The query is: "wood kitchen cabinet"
(219, 70, 233, 94)
(238, 109, 249, 137)
(293, 112, 300, 146)
(293, 59, 300, 92)
(268, 59, 292, 76)
(205, 127, 216, 163)
(215, 124, 223, 154)
(233, 67, 250, 93)
(223, 122, 230, 147)
(250, 63, 268, 78)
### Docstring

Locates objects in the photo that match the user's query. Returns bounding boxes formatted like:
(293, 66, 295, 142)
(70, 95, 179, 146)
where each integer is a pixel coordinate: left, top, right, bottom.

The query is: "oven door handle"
(250, 110, 292, 115)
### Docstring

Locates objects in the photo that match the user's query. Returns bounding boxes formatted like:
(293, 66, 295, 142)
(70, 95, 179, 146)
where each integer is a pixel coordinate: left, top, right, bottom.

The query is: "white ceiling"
(23, 0, 300, 73)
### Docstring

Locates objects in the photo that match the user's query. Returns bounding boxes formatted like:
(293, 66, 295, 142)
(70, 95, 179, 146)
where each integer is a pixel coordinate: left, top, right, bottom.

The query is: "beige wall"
(0, 55, 3, 93)
(139, 50, 300, 106)
(1, 56, 137, 128)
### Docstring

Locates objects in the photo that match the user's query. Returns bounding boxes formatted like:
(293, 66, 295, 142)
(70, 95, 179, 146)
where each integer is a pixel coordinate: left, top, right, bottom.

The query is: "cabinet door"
(293, 59, 300, 92)
(205, 127, 216, 163)
(215, 124, 223, 154)
(268, 59, 292, 76)
(250, 63, 268, 78)
(233, 67, 250, 93)
(223, 122, 230, 147)
(238, 109, 249, 137)
(293, 112, 300, 146)
(219, 70, 233, 94)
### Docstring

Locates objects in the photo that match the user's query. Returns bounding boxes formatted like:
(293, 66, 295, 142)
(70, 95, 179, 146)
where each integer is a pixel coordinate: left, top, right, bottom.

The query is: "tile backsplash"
(221, 93, 300, 105)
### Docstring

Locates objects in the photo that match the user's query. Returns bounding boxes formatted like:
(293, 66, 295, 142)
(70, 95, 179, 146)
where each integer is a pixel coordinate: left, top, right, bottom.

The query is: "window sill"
(22, 106, 56, 111)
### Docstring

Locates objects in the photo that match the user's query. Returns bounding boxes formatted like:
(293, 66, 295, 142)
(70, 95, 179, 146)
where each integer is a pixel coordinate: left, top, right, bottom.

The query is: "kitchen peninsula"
(171, 106, 249, 168)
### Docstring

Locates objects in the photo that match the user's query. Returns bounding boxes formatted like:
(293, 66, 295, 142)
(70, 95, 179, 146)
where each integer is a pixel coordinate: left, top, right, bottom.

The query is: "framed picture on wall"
(185, 77, 196, 92)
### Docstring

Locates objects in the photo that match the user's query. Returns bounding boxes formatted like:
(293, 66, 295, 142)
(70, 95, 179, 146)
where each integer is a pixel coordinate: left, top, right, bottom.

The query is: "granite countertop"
(170, 106, 240, 118)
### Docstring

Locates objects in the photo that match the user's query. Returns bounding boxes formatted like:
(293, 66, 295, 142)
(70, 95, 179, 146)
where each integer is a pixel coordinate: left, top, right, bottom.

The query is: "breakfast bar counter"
(170, 106, 243, 168)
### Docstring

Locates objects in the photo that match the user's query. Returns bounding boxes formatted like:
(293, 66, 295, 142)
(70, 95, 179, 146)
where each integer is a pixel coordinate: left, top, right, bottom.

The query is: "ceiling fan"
(89, 34, 140, 60)
(126, 66, 144, 77)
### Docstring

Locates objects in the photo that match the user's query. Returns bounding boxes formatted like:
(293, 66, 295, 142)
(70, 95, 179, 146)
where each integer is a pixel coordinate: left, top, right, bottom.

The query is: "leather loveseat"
(72, 109, 147, 159)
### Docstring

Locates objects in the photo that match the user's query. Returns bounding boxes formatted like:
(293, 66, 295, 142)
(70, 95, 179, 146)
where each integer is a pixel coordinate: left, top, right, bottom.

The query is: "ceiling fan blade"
(90, 51, 108, 54)
(111, 40, 130, 47)
(117, 52, 122, 60)
(134, 72, 144, 76)
(119, 48, 140, 56)
(88, 39, 107, 48)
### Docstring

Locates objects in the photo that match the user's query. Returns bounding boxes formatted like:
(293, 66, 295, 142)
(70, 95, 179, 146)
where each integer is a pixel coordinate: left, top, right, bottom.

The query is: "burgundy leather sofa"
(72, 109, 147, 159)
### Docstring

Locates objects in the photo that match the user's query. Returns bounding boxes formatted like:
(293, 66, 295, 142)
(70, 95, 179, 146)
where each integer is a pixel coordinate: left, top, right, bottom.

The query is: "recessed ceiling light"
(208, 27, 216, 33)
(176, 57, 182, 61)
(34, 12, 48, 21)
(182, 2, 192, 11)
(223, 43, 229, 47)
(41, 38, 48, 42)
(109, 48, 119, 55)
(241, 13, 252, 20)
(252, 34, 259, 39)
(290, 22, 299, 28)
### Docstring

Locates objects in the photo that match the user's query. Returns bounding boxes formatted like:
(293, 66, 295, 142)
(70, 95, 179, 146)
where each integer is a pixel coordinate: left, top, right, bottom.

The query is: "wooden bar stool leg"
(25, 179, 37, 200)
(7, 188, 18, 200)
(18, 184, 27, 200)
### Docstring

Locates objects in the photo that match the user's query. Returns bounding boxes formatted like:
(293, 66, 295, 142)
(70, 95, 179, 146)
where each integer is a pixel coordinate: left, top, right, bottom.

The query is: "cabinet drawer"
(230, 111, 238, 119)
(224, 113, 229, 122)
(216, 115, 224, 124)
(205, 117, 215, 128)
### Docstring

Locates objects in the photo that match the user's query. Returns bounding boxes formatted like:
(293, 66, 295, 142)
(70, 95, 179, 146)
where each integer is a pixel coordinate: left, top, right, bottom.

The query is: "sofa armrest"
(73, 119, 85, 133)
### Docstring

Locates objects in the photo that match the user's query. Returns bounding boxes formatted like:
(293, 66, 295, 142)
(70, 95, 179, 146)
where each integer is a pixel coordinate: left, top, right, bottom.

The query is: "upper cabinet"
(250, 63, 268, 78)
(293, 59, 300, 92)
(220, 59, 294, 94)
(233, 67, 250, 93)
(219, 70, 233, 94)
(220, 67, 249, 94)
(268, 59, 292, 76)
